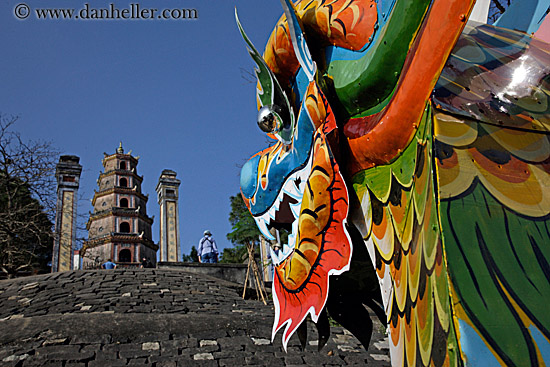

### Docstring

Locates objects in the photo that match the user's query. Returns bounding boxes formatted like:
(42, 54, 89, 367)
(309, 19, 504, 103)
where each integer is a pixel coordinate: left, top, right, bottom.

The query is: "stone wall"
(157, 262, 251, 286)
(0, 269, 390, 366)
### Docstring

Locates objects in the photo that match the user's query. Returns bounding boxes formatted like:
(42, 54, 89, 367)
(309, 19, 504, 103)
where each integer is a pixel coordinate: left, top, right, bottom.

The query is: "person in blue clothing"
(198, 230, 218, 263)
(102, 259, 117, 269)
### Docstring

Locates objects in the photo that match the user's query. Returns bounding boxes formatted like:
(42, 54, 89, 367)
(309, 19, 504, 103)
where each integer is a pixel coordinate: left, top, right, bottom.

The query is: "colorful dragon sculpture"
(237, 0, 550, 365)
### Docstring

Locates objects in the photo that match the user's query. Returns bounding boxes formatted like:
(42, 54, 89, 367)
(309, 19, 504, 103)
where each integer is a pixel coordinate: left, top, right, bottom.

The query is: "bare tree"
(0, 114, 59, 277)
(489, 0, 513, 23)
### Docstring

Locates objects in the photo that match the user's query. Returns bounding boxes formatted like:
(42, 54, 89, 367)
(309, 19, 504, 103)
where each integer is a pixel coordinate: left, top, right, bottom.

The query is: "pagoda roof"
(98, 169, 143, 183)
(91, 187, 149, 206)
(86, 209, 153, 229)
(82, 233, 158, 253)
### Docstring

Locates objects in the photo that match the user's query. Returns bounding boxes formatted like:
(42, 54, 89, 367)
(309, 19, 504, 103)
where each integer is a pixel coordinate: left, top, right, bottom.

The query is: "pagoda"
(82, 143, 157, 268)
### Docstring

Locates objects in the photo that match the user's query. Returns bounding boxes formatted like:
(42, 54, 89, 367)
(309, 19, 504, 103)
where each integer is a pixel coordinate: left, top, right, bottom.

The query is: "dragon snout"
(240, 155, 260, 201)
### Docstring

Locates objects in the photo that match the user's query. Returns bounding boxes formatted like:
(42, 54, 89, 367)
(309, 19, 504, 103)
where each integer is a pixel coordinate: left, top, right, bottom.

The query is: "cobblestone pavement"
(0, 269, 390, 366)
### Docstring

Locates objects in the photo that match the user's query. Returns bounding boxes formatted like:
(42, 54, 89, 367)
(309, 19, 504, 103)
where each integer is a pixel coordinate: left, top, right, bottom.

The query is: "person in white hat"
(198, 230, 219, 263)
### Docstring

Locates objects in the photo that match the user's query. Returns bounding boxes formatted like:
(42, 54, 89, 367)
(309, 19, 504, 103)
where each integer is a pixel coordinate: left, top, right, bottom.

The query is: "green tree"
(219, 245, 248, 264)
(182, 245, 199, 262)
(189, 246, 199, 262)
(227, 193, 261, 245)
(223, 194, 261, 263)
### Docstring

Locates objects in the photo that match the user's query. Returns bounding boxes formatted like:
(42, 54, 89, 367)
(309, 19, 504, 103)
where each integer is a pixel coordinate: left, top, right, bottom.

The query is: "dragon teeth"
(252, 151, 315, 252)
(289, 201, 301, 219)
(268, 206, 277, 221)
(287, 233, 295, 249)
(282, 177, 302, 200)
(270, 247, 282, 264)
(274, 196, 282, 211)
(256, 217, 275, 240)
(282, 243, 293, 258)
(271, 243, 293, 266)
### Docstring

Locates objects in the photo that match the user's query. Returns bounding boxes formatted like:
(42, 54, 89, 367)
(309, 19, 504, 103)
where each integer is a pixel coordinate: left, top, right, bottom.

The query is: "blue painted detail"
(242, 0, 404, 217)
(529, 325, 550, 365)
(240, 155, 261, 199)
(324, 0, 396, 63)
(242, 82, 316, 216)
(378, 0, 396, 22)
(291, 68, 309, 109)
(458, 320, 501, 367)
(494, 0, 550, 34)
(281, 0, 315, 80)
(325, 45, 364, 63)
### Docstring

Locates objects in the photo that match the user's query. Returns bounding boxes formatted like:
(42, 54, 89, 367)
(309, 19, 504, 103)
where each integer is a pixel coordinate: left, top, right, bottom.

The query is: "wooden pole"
(241, 241, 267, 305)
(248, 243, 261, 301)
(252, 257, 267, 305)
(242, 255, 251, 299)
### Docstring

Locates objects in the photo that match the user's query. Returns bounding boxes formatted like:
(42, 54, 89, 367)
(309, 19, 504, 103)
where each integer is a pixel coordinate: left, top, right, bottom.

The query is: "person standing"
(140, 257, 153, 268)
(102, 259, 117, 269)
(198, 230, 218, 263)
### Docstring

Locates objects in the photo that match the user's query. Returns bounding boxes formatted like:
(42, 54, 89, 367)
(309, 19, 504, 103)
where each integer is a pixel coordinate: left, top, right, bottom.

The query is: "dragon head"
(237, 0, 473, 350)
(237, 0, 360, 348)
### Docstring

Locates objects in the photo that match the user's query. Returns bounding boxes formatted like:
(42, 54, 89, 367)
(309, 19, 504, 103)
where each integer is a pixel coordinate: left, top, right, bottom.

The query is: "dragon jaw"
(251, 150, 313, 264)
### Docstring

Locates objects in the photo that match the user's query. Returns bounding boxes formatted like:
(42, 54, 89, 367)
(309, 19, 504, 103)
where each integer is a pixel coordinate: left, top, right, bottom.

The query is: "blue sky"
(0, 0, 283, 257)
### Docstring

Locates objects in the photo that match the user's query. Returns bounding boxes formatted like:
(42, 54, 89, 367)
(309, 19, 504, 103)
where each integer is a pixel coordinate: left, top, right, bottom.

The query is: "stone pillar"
(156, 170, 181, 262)
(52, 155, 82, 272)
(259, 236, 271, 282)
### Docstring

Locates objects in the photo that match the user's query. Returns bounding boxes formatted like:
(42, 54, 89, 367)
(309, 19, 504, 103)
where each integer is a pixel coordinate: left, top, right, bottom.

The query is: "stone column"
(259, 236, 271, 282)
(52, 155, 82, 272)
(156, 170, 181, 262)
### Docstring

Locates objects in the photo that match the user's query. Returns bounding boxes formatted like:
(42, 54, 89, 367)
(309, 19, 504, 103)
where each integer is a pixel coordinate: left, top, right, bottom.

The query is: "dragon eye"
(257, 105, 284, 134)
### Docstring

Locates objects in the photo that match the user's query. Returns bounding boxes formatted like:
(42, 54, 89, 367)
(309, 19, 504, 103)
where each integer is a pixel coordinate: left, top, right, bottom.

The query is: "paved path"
(0, 269, 390, 366)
